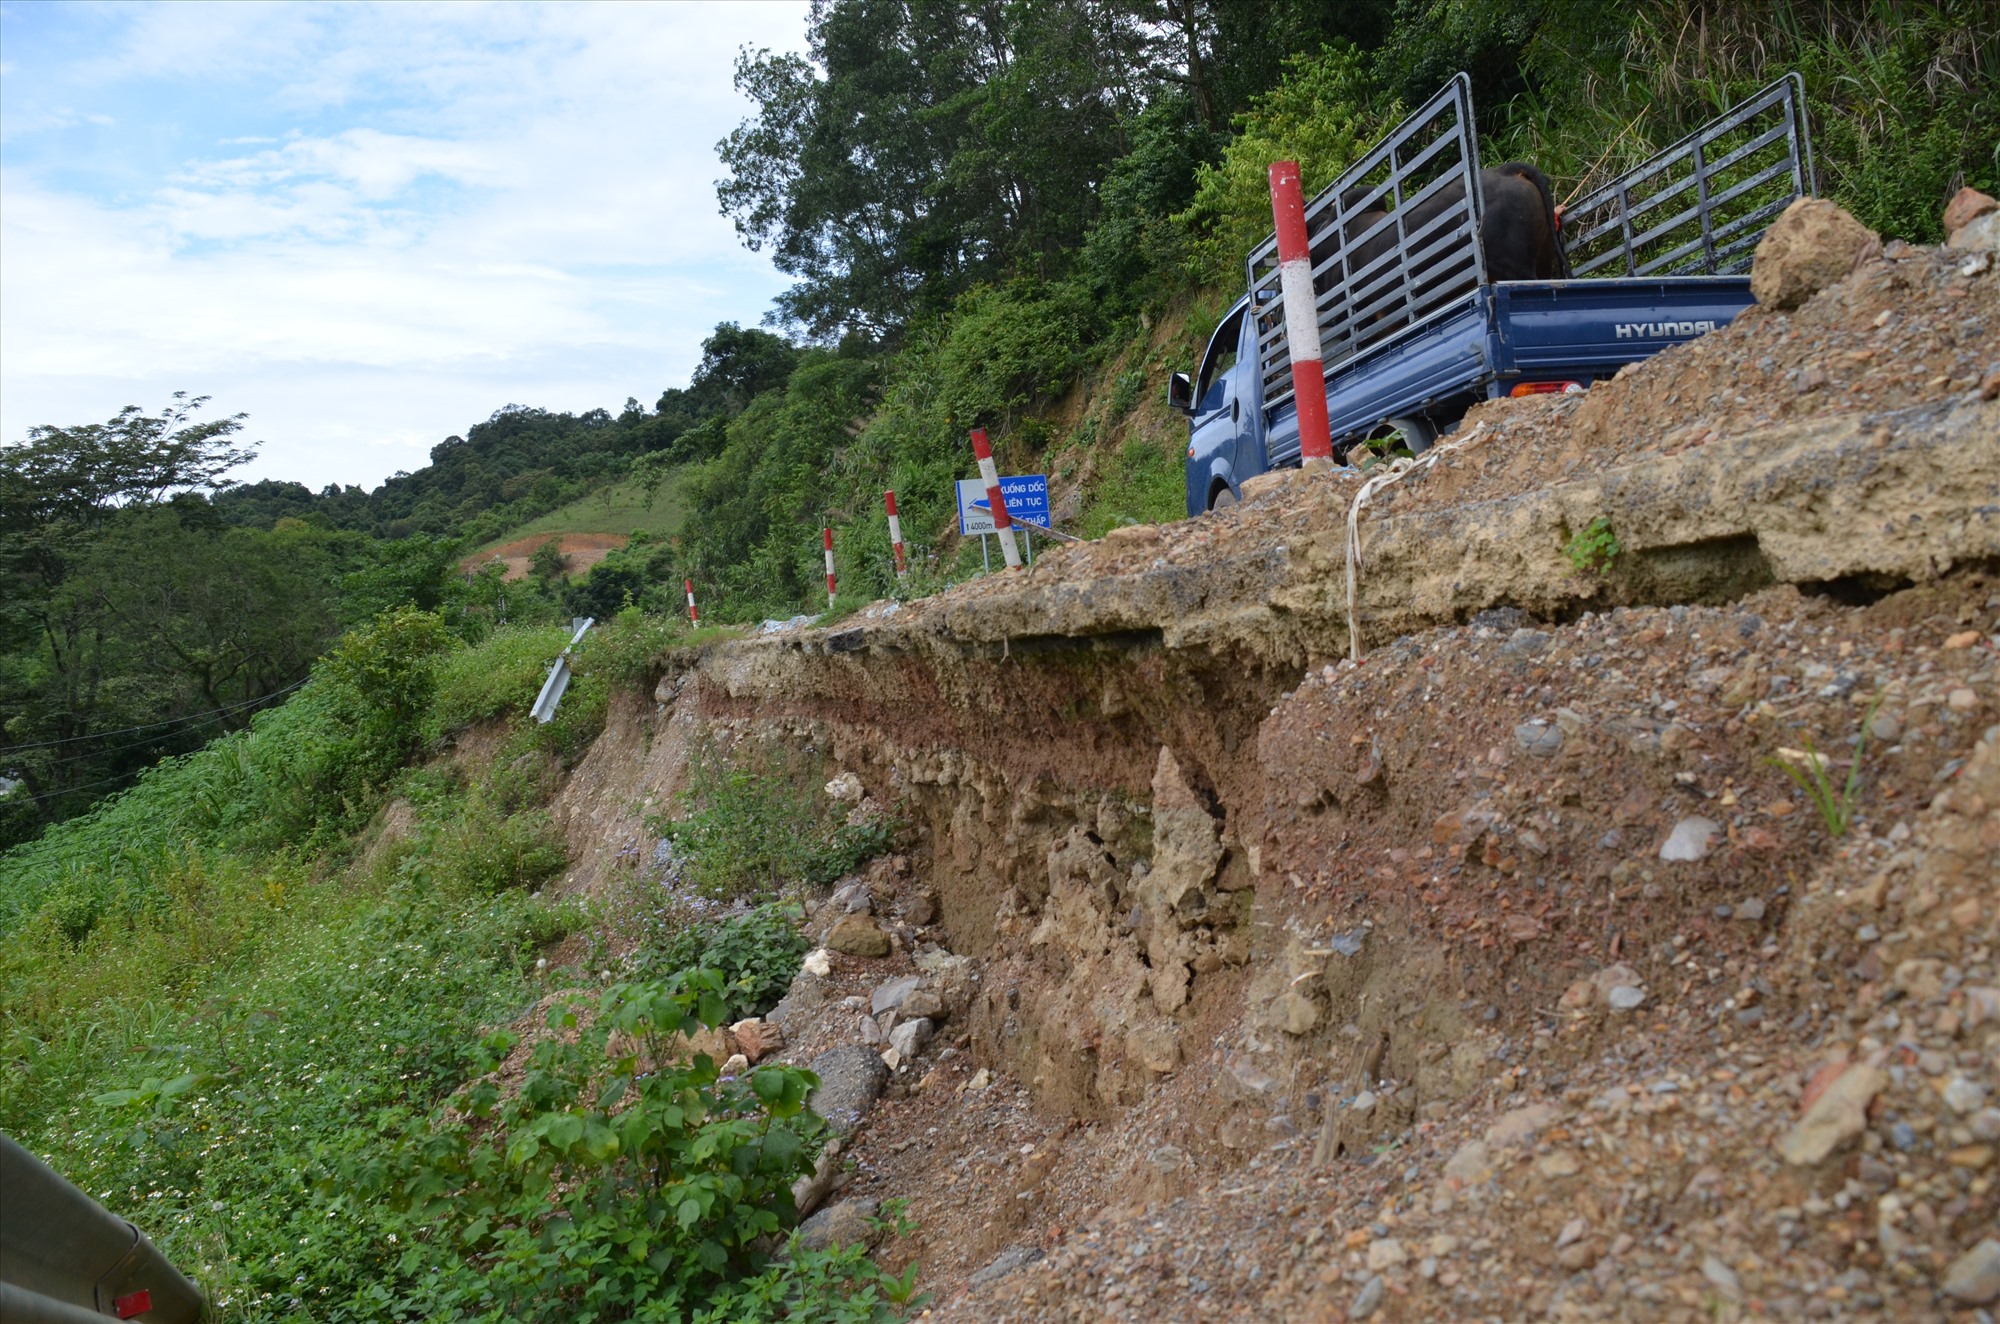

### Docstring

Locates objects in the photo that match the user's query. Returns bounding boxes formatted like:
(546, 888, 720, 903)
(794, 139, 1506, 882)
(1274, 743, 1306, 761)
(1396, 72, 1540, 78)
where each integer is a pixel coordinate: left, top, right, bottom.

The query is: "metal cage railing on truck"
(1, 1132, 206, 1322)
(1247, 74, 1486, 416)
(1243, 73, 1816, 424)
(1562, 73, 1817, 279)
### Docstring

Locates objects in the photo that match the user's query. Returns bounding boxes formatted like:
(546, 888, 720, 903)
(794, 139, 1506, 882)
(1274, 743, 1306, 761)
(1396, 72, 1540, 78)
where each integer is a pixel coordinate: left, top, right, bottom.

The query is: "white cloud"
(1, 1, 810, 490)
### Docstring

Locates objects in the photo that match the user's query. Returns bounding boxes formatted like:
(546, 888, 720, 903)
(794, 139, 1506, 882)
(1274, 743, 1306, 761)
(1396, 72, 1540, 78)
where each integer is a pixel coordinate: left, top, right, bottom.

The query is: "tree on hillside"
(1, 393, 255, 603)
(645, 322, 803, 461)
(0, 397, 358, 846)
(717, 0, 1413, 338)
(529, 540, 572, 582)
(718, 0, 1167, 336)
(2, 392, 255, 526)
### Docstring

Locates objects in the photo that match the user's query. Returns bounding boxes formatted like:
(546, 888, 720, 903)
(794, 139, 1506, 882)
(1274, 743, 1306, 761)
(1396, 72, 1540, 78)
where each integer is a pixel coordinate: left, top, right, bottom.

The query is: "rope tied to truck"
(1343, 422, 1493, 661)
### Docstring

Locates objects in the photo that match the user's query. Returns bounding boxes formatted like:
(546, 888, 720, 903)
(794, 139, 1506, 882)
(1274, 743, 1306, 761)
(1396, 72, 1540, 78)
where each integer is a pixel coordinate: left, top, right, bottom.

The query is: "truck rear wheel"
(1345, 415, 1439, 465)
(1382, 415, 1438, 455)
(1210, 483, 1239, 512)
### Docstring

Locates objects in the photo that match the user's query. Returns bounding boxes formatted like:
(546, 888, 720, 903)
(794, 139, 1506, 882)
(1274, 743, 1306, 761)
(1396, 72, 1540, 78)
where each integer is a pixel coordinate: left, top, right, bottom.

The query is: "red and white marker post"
(884, 490, 908, 581)
(968, 428, 1022, 569)
(684, 578, 698, 625)
(1268, 160, 1333, 463)
(823, 526, 837, 607)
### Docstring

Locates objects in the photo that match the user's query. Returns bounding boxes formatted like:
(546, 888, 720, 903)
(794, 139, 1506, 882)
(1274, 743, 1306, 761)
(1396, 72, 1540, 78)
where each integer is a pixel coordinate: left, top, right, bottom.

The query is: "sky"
(0, 1, 811, 491)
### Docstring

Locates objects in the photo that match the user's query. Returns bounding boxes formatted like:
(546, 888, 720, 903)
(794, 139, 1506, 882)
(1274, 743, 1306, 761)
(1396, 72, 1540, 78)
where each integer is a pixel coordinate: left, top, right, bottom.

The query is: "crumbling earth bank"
(553, 230, 1997, 1319)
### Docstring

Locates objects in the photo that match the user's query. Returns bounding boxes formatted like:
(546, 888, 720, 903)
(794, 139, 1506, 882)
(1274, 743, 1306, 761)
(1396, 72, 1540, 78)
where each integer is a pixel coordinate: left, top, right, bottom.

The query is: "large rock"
(807, 1045, 889, 1135)
(886, 1015, 933, 1060)
(795, 1196, 879, 1253)
(1750, 197, 1879, 310)
(1943, 1238, 2000, 1305)
(1944, 187, 1998, 238)
(1949, 210, 2000, 254)
(767, 965, 828, 1033)
(870, 974, 923, 1015)
(825, 913, 890, 958)
(1779, 1054, 1886, 1165)
(728, 1017, 784, 1063)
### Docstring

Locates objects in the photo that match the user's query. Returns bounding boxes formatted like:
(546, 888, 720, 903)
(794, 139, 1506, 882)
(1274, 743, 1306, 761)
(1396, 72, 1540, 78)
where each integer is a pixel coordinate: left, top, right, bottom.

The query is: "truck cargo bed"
(1257, 276, 1756, 467)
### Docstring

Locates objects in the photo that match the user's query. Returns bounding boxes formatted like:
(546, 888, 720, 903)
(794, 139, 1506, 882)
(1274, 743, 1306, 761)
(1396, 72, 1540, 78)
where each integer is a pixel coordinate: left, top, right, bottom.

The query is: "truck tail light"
(115, 1290, 153, 1319)
(1510, 380, 1585, 397)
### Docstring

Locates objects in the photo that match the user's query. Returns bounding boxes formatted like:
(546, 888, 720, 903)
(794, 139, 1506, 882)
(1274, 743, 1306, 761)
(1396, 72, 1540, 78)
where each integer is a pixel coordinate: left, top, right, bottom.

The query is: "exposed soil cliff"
(551, 227, 1998, 1319)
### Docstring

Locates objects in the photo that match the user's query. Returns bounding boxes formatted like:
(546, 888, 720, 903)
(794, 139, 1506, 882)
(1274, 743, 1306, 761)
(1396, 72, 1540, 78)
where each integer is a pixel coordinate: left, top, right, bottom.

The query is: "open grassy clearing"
(473, 475, 685, 557)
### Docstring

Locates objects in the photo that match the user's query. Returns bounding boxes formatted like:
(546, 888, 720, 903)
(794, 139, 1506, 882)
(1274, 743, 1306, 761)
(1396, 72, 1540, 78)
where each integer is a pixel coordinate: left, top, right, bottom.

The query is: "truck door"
(1189, 302, 1251, 507)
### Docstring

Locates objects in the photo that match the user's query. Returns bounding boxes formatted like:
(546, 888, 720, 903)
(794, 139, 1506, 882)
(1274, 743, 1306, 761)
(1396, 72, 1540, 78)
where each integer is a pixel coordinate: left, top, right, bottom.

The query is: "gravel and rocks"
(795, 1197, 881, 1253)
(625, 220, 1997, 1322)
(807, 1045, 890, 1136)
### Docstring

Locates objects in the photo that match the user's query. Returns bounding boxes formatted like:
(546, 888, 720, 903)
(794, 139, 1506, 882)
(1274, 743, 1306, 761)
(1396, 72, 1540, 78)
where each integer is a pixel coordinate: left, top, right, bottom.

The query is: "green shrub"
(584, 605, 685, 689)
(930, 280, 1099, 436)
(655, 752, 894, 899)
(1176, 44, 1396, 283)
(1079, 436, 1188, 537)
(635, 903, 810, 1023)
(397, 795, 569, 897)
(364, 973, 831, 1321)
(425, 624, 571, 741)
(1561, 516, 1622, 575)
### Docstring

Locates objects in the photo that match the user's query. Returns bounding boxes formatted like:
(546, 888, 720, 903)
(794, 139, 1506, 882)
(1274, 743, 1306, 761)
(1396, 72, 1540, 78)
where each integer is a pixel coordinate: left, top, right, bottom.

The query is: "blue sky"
(1, 1, 810, 490)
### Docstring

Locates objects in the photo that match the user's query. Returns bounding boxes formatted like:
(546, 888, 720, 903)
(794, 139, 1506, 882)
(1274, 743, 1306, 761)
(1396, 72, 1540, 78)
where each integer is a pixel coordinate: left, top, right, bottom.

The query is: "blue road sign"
(956, 474, 1050, 535)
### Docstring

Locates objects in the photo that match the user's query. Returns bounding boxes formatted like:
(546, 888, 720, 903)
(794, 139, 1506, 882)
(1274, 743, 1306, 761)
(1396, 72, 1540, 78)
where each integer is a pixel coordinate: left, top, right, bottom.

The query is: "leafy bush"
(929, 280, 1099, 436)
(581, 605, 685, 689)
(395, 794, 569, 897)
(1079, 435, 1188, 537)
(656, 753, 894, 899)
(1561, 516, 1622, 575)
(368, 973, 828, 1322)
(635, 903, 810, 1023)
(1177, 44, 1397, 282)
(318, 607, 457, 759)
(425, 624, 571, 741)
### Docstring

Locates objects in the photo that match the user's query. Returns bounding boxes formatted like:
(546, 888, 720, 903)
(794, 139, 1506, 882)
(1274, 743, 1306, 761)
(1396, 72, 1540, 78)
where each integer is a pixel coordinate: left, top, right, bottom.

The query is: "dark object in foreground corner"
(0, 1133, 206, 1322)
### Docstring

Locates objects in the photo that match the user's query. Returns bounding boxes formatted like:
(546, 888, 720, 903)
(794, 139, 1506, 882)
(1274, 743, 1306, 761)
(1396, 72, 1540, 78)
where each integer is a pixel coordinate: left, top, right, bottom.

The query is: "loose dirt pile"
(550, 211, 1997, 1321)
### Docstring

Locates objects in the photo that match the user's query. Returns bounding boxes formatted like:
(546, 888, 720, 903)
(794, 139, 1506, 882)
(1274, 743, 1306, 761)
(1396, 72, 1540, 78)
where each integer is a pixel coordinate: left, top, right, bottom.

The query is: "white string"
(1342, 422, 1491, 661)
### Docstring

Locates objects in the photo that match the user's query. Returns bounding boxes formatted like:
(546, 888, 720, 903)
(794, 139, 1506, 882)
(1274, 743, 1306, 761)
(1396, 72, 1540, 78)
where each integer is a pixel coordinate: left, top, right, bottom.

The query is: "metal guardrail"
(1562, 73, 1816, 278)
(0, 1133, 206, 1322)
(529, 616, 594, 724)
(1249, 73, 1486, 411)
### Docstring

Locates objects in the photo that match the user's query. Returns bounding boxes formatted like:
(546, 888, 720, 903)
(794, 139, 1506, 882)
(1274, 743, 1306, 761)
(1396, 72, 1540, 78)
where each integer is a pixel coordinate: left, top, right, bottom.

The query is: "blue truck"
(1174, 74, 1818, 515)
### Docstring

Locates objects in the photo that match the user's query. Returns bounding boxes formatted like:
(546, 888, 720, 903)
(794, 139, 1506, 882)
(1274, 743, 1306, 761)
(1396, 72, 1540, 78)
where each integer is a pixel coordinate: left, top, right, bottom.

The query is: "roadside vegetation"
(2, 3, 1993, 1317)
(0, 608, 913, 1321)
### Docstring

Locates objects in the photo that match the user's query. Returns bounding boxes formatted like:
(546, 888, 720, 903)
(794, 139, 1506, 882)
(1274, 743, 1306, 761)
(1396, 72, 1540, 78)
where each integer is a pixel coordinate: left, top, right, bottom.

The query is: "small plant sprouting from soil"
(1767, 693, 1885, 838)
(1562, 516, 1624, 575)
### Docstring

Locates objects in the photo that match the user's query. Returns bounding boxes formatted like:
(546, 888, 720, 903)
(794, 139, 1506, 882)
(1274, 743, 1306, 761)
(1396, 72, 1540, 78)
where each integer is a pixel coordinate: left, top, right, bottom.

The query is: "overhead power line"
(0, 678, 309, 756)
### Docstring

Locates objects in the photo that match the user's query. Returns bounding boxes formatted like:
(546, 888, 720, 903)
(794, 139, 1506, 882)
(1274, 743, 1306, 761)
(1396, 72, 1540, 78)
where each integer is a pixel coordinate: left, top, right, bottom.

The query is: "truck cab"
(1177, 299, 1260, 515)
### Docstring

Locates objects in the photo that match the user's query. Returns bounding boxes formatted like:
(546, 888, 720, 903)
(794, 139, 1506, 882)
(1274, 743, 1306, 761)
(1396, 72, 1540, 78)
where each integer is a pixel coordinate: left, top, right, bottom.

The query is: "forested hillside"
(5, 0, 1994, 848)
